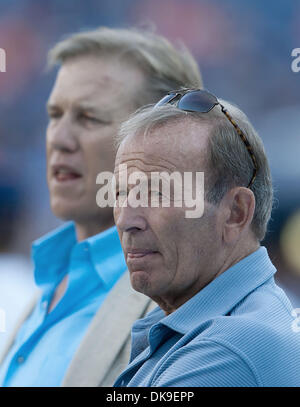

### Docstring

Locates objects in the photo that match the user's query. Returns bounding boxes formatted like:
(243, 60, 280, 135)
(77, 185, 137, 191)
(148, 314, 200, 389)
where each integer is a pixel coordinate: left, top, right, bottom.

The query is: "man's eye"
(79, 113, 99, 123)
(48, 111, 62, 120)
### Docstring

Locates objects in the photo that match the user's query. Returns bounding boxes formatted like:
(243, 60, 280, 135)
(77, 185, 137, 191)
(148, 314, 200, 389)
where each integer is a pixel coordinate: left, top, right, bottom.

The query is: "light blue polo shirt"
(114, 247, 300, 387)
(0, 223, 126, 387)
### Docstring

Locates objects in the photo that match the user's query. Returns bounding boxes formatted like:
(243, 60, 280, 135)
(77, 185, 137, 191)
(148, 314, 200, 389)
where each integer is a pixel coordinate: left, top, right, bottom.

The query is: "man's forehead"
(115, 149, 179, 175)
(49, 63, 120, 102)
(48, 55, 145, 110)
(47, 86, 115, 114)
(116, 119, 211, 172)
(56, 55, 128, 84)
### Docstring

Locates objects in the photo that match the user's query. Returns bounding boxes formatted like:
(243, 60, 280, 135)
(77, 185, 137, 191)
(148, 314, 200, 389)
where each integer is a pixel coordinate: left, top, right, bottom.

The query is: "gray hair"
(117, 100, 273, 241)
(47, 27, 203, 107)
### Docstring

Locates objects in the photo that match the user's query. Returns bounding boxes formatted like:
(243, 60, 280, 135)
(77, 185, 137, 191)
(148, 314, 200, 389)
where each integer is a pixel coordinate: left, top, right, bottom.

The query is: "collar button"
(17, 355, 25, 364)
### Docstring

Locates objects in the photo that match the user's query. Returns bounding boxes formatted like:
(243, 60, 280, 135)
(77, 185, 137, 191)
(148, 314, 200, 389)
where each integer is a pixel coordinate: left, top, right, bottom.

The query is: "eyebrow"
(46, 101, 114, 121)
(46, 102, 58, 111)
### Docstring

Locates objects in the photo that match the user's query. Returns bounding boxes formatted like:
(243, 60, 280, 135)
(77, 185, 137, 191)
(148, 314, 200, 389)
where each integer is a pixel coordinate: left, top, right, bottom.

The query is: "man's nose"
(47, 114, 79, 153)
(114, 198, 148, 233)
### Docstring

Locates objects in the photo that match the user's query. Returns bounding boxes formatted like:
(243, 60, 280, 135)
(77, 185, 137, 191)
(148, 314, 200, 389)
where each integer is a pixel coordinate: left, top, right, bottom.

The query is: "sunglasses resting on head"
(154, 89, 258, 189)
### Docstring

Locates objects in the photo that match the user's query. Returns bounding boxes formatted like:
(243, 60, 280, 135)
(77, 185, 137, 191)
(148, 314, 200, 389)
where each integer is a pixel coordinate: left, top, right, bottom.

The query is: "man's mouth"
(52, 165, 82, 182)
(127, 249, 159, 259)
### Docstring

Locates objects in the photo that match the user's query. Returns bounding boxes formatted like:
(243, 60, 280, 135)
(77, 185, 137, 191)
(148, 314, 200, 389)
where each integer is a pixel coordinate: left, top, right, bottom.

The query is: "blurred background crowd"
(0, 0, 299, 349)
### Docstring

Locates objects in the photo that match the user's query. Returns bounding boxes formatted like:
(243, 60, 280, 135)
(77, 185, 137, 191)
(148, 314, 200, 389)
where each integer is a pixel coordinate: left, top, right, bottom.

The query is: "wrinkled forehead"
(115, 118, 212, 173)
(48, 55, 145, 112)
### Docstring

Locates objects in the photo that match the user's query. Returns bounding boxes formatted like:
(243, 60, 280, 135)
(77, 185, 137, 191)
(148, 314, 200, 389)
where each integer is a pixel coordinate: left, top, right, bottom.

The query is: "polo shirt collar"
(159, 246, 276, 335)
(32, 222, 76, 286)
(85, 225, 126, 288)
(32, 222, 126, 289)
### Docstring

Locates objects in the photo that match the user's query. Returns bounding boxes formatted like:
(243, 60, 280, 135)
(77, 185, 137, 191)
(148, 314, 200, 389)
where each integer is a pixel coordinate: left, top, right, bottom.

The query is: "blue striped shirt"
(114, 247, 300, 387)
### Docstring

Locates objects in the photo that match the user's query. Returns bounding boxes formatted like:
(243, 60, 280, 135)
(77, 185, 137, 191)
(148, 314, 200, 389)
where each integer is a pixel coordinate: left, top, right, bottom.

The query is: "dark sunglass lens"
(154, 93, 178, 108)
(178, 90, 218, 113)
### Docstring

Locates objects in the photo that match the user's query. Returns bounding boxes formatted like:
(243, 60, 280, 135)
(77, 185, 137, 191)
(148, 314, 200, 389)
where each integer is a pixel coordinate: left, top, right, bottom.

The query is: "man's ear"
(221, 187, 256, 244)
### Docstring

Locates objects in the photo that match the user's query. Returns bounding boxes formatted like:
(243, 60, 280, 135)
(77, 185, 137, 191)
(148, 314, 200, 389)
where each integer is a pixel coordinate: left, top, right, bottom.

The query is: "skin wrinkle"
(152, 239, 182, 315)
(115, 151, 179, 173)
(45, 55, 146, 313)
(114, 118, 259, 315)
(47, 103, 115, 124)
(114, 122, 217, 312)
(114, 157, 192, 206)
(47, 78, 129, 123)
(46, 55, 146, 242)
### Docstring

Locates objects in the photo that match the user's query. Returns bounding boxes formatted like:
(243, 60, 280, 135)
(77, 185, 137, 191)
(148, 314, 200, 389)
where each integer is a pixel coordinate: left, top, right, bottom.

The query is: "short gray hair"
(117, 100, 273, 241)
(48, 27, 203, 107)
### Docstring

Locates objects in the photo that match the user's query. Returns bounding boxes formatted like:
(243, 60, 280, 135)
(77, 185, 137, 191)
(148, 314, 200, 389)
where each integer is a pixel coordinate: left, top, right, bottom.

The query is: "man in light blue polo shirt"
(0, 30, 203, 386)
(113, 89, 300, 386)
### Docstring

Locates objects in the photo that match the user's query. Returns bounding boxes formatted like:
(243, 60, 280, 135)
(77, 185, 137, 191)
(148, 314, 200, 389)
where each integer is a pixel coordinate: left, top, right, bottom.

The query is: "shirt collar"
(158, 246, 276, 335)
(32, 222, 76, 286)
(32, 222, 126, 289)
(85, 225, 126, 288)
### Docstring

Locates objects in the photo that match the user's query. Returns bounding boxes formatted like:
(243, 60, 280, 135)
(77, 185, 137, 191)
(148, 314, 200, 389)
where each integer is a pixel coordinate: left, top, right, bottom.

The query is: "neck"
(155, 239, 260, 316)
(75, 217, 115, 242)
(214, 238, 260, 281)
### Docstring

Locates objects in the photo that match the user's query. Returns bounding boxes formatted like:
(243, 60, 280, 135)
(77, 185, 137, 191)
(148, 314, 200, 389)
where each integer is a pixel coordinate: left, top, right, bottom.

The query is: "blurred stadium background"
(0, 0, 299, 344)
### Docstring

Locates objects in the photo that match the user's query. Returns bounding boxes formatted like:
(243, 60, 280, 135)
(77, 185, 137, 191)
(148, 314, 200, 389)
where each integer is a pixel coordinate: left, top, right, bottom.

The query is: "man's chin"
(50, 201, 83, 222)
(50, 201, 114, 232)
(129, 269, 153, 295)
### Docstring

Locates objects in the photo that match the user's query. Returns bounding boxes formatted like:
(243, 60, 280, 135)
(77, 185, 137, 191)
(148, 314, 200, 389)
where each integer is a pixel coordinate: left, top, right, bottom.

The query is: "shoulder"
(152, 282, 300, 387)
(208, 280, 298, 352)
(151, 337, 260, 386)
